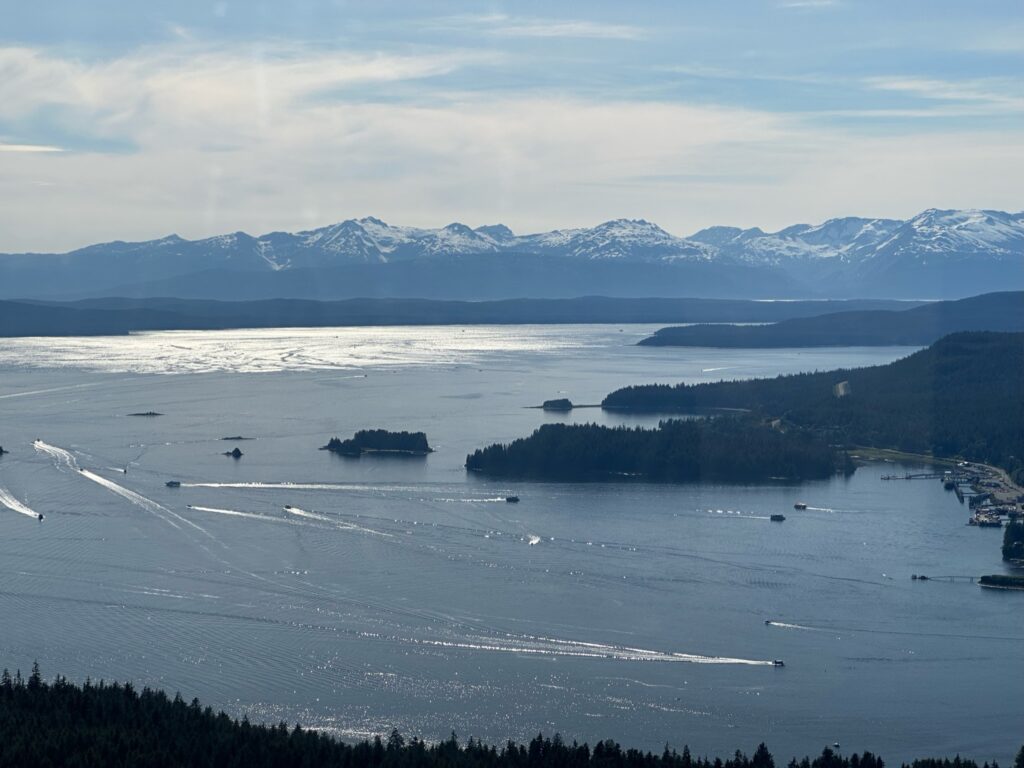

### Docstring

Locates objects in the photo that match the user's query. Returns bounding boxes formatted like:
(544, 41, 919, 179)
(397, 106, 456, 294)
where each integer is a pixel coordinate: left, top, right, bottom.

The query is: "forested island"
(466, 419, 847, 483)
(324, 430, 432, 456)
(604, 332, 1024, 485)
(542, 399, 574, 411)
(1003, 522, 1024, 562)
(2, 667, 1019, 768)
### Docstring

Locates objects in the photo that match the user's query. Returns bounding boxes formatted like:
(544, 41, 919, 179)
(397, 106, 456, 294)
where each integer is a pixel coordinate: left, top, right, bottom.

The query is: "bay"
(0, 325, 1018, 762)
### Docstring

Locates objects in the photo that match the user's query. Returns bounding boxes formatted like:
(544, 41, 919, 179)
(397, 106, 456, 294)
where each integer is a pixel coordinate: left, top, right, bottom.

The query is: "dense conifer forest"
(1, 668, 1020, 768)
(602, 333, 1024, 484)
(466, 419, 846, 482)
(324, 430, 432, 456)
(1003, 521, 1024, 562)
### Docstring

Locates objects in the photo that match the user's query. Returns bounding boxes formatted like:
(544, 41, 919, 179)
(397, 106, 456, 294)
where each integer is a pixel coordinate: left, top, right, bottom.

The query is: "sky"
(1, 0, 1022, 252)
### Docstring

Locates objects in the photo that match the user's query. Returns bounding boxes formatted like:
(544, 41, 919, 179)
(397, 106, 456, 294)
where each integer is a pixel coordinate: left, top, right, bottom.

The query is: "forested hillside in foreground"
(466, 419, 846, 482)
(603, 333, 1024, 484)
(1, 668, 1020, 768)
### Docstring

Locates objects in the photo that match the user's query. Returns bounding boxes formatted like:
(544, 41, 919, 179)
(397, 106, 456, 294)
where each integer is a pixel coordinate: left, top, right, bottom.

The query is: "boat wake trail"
(35, 439, 212, 535)
(0, 487, 43, 520)
(78, 469, 188, 530)
(284, 506, 390, 537)
(188, 505, 293, 525)
(33, 440, 79, 471)
(765, 620, 829, 632)
(393, 632, 774, 665)
(184, 481, 407, 492)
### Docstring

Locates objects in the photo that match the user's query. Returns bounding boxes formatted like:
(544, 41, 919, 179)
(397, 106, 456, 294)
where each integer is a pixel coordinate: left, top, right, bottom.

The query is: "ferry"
(165, 480, 181, 488)
(793, 502, 807, 510)
(505, 495, 520, 503)
(770, 514, 786, 522)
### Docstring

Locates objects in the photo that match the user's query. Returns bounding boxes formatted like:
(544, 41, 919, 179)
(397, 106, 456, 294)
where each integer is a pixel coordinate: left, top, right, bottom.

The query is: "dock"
(911, 574, 977, 583)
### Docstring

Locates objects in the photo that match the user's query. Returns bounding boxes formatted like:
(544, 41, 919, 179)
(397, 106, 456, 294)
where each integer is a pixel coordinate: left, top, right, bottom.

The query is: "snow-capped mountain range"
(2, 209, 1021, 300)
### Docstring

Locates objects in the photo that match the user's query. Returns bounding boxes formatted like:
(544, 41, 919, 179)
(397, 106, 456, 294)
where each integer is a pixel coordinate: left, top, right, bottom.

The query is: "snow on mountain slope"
(872, 209, 1024, 262)
(517, 219, 711, 261)
(0, 209, 1019, 301)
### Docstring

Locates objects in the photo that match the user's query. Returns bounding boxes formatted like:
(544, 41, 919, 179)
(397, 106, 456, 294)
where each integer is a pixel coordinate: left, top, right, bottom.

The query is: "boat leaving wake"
(184, 481, 409, 492)
(765, 620, 829, 632)
(0, 487, 43, 520)
(394, 632, 774, 665)
(284, 505, 390, 537)
(33, 440, 80, 471)
(34, 439, 214, 538)
(187, 505, 292, 524)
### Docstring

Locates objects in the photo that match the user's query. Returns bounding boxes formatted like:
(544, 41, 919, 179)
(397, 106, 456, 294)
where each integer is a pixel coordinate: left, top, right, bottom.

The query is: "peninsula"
(637, 291, 1024, 348)
(604, 332, 1024, 487)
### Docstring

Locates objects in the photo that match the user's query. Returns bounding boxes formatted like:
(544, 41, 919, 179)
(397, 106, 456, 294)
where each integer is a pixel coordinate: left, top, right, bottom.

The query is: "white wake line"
(0, 487, 42, 519)
(188, 505, 295, 525)
(284, 506, 391, 537)
(78, 469, 185, 531)
(398, 634, 773, 665)
(0, 382, 106, 400)
(33, 439, 212, 536)
(33, 440, 79, 471)
(765, 620, 828, 632)
(184, 481, 411, 492)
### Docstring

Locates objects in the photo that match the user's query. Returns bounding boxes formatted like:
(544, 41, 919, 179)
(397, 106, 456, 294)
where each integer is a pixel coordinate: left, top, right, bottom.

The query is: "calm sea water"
(0, 325, 1019, 762)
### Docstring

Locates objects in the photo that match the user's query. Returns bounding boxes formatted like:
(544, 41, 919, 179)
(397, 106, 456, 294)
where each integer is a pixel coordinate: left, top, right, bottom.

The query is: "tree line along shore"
(469, 333, 1024, 490)
(1, 668, 1020, 768)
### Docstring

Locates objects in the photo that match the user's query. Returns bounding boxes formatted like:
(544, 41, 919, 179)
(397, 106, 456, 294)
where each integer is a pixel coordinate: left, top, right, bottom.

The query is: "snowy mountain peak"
(474, 224, 515, 243)
(8, 208, 1020, 302)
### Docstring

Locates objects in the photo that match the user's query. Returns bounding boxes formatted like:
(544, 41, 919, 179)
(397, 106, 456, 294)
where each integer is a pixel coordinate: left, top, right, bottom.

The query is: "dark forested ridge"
(604, 332, 1024, 484)
(0, 296, 915, 337)
(638, 292, 1024, 348)
(2, 668, 1020, 768)
(466, 419, 847, 482)
(324, 430, 432, 456)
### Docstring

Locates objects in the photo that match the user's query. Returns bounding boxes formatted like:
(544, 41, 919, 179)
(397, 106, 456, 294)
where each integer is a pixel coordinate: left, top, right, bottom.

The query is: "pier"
(880, 472, 947, 480)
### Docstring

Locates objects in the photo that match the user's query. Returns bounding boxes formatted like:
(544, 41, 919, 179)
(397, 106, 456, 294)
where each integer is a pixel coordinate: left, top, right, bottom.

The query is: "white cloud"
(866, 75, 1024, 113)
(0, 142, 64, 152)
(0, 43, 1022, 251)
(778, 0, 840, 8)
(431, 14, 645, 40)
(493, 20, 645, 40)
